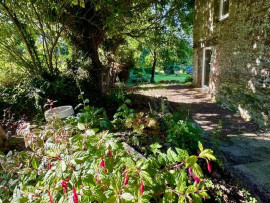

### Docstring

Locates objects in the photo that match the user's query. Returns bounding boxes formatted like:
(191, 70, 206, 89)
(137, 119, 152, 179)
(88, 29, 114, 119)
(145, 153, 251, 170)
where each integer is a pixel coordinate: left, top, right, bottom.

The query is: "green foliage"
(0, 73, 80, 120)
(163, 114, 203, 153)
(0, 0, 70, 77)
(127, 69, 150, 85)
(0, 108, 215, 202)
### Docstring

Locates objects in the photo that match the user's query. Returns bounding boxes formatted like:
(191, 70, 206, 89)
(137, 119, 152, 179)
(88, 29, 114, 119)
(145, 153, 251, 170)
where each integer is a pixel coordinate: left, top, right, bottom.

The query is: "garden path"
(134, 84, 270, 202)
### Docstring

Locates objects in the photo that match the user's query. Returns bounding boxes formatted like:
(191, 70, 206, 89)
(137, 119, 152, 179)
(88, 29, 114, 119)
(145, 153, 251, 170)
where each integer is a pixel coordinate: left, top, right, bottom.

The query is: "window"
(220, 0, 229, 20)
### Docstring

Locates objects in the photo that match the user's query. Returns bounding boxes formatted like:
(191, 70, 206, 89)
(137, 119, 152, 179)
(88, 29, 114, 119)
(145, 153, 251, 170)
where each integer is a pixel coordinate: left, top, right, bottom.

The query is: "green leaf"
(192, 163, 203, 178)
(158, 153, 168, 166)
(78, 123, 85, 130)
(198, 141, 203, 152)
(199, 191, 210, 200)
(175, 148, 189, 161)
(44, 170, 57, 185)
(150, 142, 162, 154)
(186, 156, 197, 167)
(31, 157, 39, 169)
(82, 174, 95, 186)
(186, 185, 197, 194)
(71, 134, 83, 143)
(167, 148, 180, 162)
(176, 179, 187, 195)
(191, 193, 202, 203)
(99, 119, 112, 130)
(84, 99, 89, 104)
(75, 103, 83, 110)
(140, 171, 153, 185)
(86, 129, 95, 136)
(121, 193, 134, 201)
(125, 99, 131, 104)
(163, 189, 175, 202)
(72, 151, 89, 164)
(199, 149, 216, 160)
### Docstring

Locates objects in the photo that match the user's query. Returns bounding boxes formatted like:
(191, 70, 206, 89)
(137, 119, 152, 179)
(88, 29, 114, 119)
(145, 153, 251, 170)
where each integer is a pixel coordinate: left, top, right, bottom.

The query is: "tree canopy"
(0, 0, 194, 96)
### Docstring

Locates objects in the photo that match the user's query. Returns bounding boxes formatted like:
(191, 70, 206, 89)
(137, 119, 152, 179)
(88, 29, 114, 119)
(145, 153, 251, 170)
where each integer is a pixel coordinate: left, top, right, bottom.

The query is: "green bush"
(0, 103, 216, 202)
(163, 114, 203, 153)
(127, 69, 150, 85)
(184, 74, 193, 83)
(0, 73, 81, 120)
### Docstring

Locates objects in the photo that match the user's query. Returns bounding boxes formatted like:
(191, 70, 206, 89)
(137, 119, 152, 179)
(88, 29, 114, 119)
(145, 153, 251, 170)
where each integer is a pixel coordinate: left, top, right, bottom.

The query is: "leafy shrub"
(163, 65, 175, 74)
(0, 103, 216, 202)
(0, 109, 27, 137)
(163, 114, 203, 153)
(0, 73, 80, 121)
(127, 69, 150, 85)
(184, 74, 193, 83)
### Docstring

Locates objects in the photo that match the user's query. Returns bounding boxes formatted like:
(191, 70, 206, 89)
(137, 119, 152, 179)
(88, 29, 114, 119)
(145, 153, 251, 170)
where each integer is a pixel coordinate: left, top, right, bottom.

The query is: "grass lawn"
(147, 73, 191, 83)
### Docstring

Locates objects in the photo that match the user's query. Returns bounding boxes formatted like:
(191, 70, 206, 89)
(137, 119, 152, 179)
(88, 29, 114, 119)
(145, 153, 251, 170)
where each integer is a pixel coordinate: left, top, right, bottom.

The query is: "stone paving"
(136, 84, 270, 202)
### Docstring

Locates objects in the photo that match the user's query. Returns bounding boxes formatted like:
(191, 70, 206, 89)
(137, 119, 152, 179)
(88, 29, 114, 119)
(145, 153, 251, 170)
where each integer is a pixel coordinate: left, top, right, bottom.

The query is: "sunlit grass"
(150, 73, 190, 83)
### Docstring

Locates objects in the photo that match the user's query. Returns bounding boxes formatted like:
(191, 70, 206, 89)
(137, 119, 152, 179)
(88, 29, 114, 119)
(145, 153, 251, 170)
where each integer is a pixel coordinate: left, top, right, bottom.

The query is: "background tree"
(0, 1, 70, 77)
(0, 0, 194, 106)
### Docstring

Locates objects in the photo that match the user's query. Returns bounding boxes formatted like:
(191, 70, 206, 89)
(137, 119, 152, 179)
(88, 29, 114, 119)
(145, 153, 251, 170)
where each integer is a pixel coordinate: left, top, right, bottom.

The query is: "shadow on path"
(133, 84, 259, 136)
(130, 84, 270, 202)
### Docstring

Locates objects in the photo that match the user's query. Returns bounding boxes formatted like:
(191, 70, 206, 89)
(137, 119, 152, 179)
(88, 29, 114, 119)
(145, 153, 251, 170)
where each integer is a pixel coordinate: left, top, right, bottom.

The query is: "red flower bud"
(140, 180, 144, 194)
(101, 188, 105, 193)
(206, 160, 211, 173)
(108, 150, 113, 157)
(61, 181, 68, 193)
(141, 117, 147, 123)
(72, 187, 78, 203)
(65, 178, 70, 182)
(124, 173, 129, 186)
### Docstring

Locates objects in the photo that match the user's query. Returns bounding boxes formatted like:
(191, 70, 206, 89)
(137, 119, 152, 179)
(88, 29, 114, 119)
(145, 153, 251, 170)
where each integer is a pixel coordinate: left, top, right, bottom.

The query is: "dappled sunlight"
(135, 85, 259, 137)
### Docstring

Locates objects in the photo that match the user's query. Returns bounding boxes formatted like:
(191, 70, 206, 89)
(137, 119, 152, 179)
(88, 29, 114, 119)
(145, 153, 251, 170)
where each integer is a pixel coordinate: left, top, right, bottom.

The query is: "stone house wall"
(193, 0, 270, 127)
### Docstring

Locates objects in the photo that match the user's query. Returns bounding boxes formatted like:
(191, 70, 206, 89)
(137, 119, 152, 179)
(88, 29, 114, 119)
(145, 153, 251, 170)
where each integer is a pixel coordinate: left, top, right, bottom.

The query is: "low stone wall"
(193, 0, 270, 127)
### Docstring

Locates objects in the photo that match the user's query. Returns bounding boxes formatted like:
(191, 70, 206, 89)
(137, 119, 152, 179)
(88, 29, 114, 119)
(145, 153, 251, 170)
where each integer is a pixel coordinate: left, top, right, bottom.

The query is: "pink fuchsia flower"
(72, 187, 79, 203)
(99, 156, 105, 168)
(140, 180, 144, 194)
(206, 160, 212, 173)
(192, 176, 200, 185)
(188, 167, 192, 176)
(61, 180, 68, 193)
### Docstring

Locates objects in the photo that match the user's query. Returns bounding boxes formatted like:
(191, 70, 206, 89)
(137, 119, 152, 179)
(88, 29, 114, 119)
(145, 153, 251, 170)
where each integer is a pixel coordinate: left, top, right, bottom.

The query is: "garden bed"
(0, 91, 258, 202)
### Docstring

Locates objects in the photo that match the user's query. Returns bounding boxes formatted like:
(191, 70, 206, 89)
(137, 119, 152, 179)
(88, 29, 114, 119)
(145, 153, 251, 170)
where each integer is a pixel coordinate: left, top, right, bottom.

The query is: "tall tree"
(0, 0, 69, 76)
(0, 0, 194, 98)
(135, 0, 194, 83)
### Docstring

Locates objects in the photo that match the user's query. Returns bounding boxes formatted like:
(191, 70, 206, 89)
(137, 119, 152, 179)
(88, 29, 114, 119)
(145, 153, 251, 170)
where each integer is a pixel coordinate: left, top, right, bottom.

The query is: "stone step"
(232, 161, 270, 202)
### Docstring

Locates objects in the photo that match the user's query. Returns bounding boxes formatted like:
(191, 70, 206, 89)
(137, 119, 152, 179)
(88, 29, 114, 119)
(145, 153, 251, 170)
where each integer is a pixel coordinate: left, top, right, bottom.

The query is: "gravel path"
(135, 84, 259, 136)
(132, 84, 270, 201)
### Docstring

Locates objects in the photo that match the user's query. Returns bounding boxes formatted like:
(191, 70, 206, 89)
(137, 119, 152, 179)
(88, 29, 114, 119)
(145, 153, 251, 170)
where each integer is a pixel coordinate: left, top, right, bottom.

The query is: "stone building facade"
(193, 0, 270, 127)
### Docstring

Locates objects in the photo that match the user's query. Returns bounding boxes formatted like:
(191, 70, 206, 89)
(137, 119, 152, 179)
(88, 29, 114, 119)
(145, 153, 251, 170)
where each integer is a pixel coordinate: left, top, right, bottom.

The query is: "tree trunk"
(150, 50, 157, 83)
